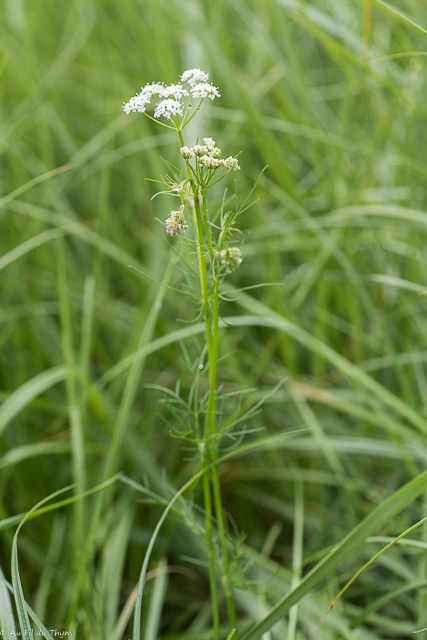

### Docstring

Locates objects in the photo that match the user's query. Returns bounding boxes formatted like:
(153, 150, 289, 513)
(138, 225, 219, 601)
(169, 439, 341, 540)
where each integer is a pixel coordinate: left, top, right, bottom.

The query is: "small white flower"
(181, 68, 210, 87)
(220, 247, 242, 273)
(209, 147, 221, 158)
(223, 156, 240, 171)
(142, 82, 166, 98)
(165, 206, 188, 236)
(180, 146, 194, 159)
(199, 156, 221, 168)
(191, 83, 221, 101)
(154, 99, 184, 120)
(202, 138, 221, 157)
(162, 84, 189, 100)
(122, 93, 150, 114)
(202, 137, 216, 150)
(193, 144, 208, 157)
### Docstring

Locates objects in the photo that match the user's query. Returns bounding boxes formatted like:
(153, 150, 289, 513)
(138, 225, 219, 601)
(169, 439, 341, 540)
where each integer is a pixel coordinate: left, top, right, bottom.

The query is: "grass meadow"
(2, 0, 427, 638)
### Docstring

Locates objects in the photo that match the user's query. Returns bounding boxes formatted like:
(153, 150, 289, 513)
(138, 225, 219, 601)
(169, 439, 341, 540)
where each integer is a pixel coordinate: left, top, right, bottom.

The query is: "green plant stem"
(178, 130, 213, 352)
(212, 465, 238, 634)
(178, 127, 238, 635)
(203, 467, 220, 640)
(210, 265, 238, 636)
(201, 192, 237, 634)
(202, 190, 214, 259)
(178, 127, 220, 636)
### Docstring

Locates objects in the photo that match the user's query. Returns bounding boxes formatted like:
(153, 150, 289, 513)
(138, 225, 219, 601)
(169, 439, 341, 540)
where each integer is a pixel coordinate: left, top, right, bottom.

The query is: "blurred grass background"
(2, 0, 427, 637)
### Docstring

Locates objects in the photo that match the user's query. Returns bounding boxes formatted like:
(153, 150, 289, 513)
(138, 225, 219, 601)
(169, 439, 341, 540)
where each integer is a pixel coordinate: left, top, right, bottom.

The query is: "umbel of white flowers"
(122, 68, 220, 120)
(220, 247, 243, 273)
(180, 138, 240, 171)
(165, 206, 188, 237)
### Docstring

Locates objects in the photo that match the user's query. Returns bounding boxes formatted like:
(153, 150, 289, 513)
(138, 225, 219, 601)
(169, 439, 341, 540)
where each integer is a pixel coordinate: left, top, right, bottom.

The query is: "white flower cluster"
(165, 206, 188, 236)
(190, 83, 220, 101)
(154, 99, 184, 120)
(179, 138, 240, 171)
(179, 146, 194, 160)
(123, 68, 220, 121)
(181, 69, 210, 86)
(220, 247, 243, 273)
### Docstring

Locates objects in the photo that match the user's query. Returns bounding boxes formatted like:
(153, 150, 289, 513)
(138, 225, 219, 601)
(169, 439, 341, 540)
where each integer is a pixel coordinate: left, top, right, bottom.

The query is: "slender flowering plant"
(124, 68, 263, 640)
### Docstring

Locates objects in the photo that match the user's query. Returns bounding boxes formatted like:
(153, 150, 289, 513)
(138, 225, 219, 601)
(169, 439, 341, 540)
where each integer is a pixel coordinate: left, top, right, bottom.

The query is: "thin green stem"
(203, 465, 220, 640)
(143, 112, 177, 130)
(178, 129, 213, 357)
(202, 190, 214, 259)
(212, 465, 238, 635)
(209, 263, 238, 635)
(181, 99, 204, 129)
(177, 126, 238, 635)
(206, 263, 219, 436)
(178, 127, 221, 637)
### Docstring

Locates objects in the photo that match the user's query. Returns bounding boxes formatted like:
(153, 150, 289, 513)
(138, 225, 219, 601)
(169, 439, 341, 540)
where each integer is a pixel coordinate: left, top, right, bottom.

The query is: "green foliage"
(2, 0, 427, 638)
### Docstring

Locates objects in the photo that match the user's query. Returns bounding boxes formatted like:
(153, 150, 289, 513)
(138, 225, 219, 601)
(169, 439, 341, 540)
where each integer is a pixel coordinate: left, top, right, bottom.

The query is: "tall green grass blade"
(227, 304, 427, 435)
(1, 576, 56, 640)
(0, 366, 66, 438)
(374, 0, 427, 36)
(34, 516, 66, 623)
(66, 255, 177, 625)
(103, 254, 177, 483)
(11, 485, 74, 636)
(287, 481, 303, 640)
(78, 274, 95, 429)
(0, 474, 122, 531)
(100, 500, 134, 637)
(0, 226, 72, 273)
(241, 470, 427, 640)
(121, 427, 306, 640)
(0, 566, 15, 639)
(351, 580, 427, 627)
(144, 557, 169, 640)
(0, 164, 73, 209)
(0, 441, 70, 471)
(56, 235, 86, 537)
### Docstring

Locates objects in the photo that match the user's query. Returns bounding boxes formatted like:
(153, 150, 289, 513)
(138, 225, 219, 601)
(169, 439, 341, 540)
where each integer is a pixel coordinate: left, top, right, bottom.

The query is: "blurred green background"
(2, 0, 427, 638)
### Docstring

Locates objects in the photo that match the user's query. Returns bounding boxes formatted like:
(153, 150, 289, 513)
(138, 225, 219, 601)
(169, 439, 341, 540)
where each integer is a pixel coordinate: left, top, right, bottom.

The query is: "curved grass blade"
(0, 164, 73, 210)
(241, 470, 427, 640)
(316, 515, 427, 635)
(374, 0, 427, 36)
(0, 440, 70, 471)
(12, 485, 75, 636)
(96, 308, 427, 441)
(0, 365, 67, 438)
(351, 579, 427, 628)
(227, 306, 427, 436)
(9, 475, 121, 634)
(0, 473, 122, 531)
(0, 226, 74, 273)
(144, 557, 168, 640)
(0, 567, 15, 638)
(1, 576, 56, 640)
(120, 427, 307, 640)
